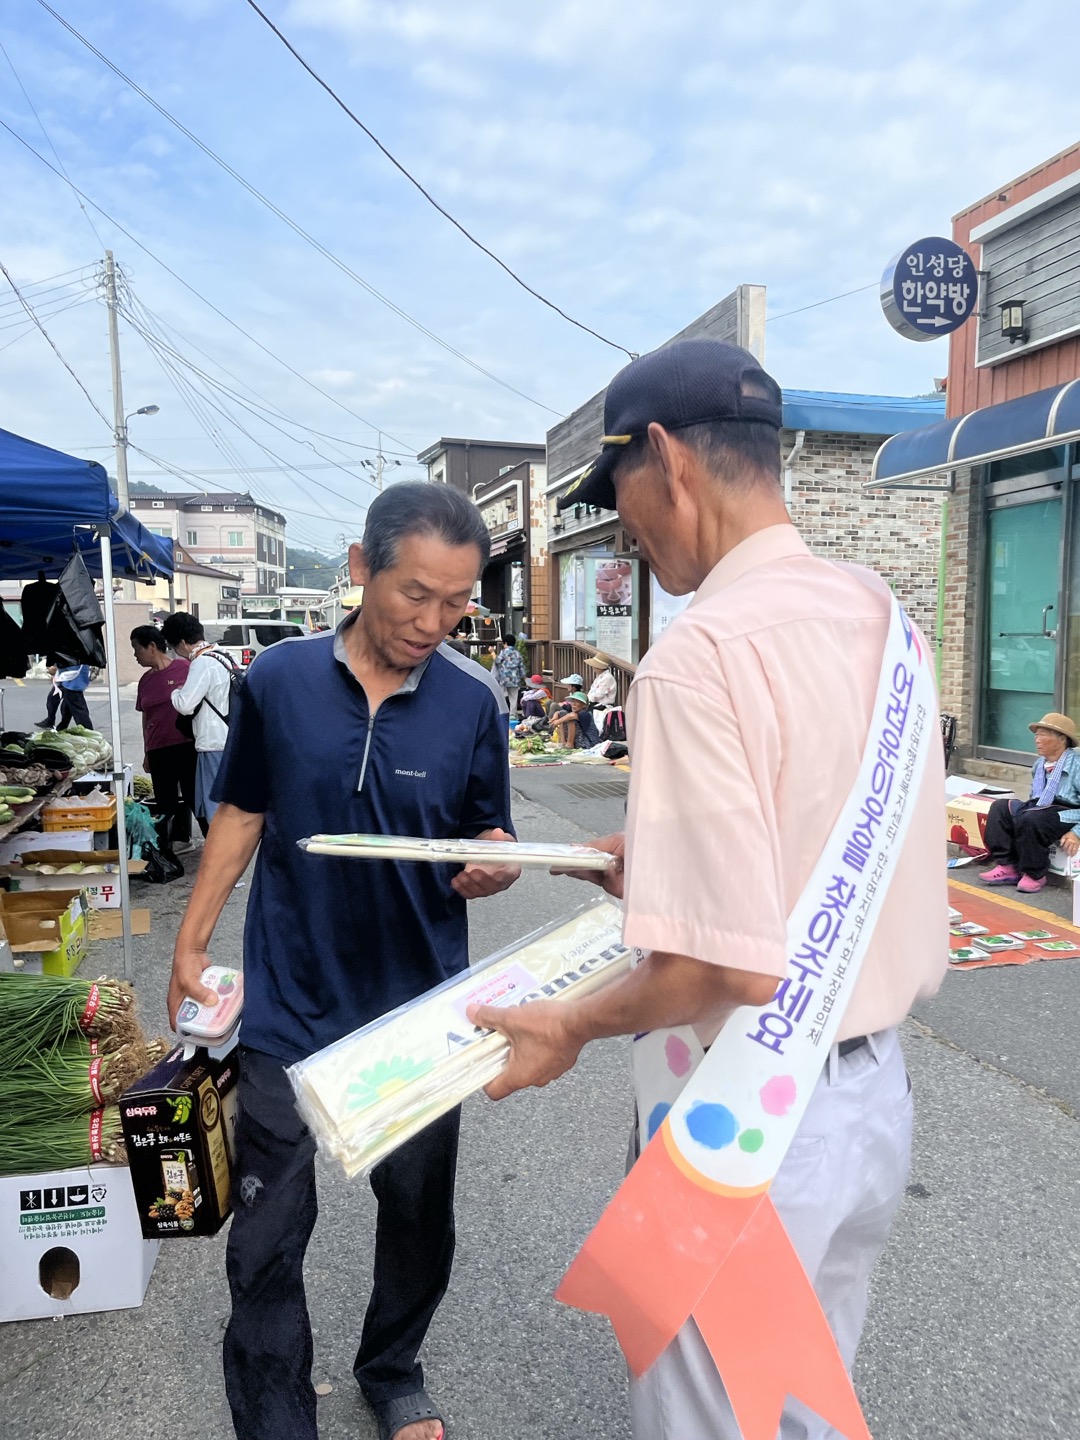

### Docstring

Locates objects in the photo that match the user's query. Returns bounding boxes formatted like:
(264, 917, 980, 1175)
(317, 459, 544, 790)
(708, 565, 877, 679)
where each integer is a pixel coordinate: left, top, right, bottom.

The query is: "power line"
(241, 0, 634, 361)
(0, 275, 92, 314)
(122, 293, 381, 514)
(0, 34, 106, 249)
(34, 1, 565, 417)
(0, 116, 426, 449)
(0, 258, 111, 428)
(0, 292, 95, 336)
(128, 444, 371, 526)
(767, 281, 879, 323)
(124, 296, 415, 459)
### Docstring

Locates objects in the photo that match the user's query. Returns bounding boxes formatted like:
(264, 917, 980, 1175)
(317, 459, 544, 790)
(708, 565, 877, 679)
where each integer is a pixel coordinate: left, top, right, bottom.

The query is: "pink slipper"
(1017, 874, 1047, 894)
(979, 864, 1019, 884)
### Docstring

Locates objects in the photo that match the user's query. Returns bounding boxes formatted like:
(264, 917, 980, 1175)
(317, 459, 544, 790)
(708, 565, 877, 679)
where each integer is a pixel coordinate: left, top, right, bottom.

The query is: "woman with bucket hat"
(981, 712, 1080, 893)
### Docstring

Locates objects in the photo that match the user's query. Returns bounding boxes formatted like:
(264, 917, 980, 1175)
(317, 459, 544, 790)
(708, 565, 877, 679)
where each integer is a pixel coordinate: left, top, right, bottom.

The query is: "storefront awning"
(487, 530, 526, 559)
(869, 379, 1080, 490)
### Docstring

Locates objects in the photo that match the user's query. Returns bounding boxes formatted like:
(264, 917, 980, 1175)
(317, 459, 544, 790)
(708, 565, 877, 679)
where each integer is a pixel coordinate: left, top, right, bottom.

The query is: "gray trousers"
(629, 1026, 913, 1440)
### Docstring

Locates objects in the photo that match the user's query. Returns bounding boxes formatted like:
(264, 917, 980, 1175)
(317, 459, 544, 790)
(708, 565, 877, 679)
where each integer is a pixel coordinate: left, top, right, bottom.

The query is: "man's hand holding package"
(451, 827, 521, 898)
(553, 830, 625, 897)
(467, 997, 583, 1099)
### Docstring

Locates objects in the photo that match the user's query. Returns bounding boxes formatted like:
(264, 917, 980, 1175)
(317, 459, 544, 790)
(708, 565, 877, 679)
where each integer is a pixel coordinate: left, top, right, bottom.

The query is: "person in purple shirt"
(132, 625, 197, 848)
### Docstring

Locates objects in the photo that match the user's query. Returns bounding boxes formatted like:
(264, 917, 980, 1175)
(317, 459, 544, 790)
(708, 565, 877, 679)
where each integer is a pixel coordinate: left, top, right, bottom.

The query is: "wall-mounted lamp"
(1000, 300, 1028, 345)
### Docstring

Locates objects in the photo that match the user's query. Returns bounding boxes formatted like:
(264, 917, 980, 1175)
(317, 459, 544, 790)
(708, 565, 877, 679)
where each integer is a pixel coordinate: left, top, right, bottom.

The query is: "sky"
(1, 0, 1078, 555)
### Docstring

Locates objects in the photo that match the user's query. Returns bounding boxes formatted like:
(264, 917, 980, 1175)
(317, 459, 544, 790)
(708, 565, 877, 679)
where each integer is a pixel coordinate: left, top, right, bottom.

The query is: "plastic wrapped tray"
(288, 896, 630, 1177)
(298, 833, 618, 870)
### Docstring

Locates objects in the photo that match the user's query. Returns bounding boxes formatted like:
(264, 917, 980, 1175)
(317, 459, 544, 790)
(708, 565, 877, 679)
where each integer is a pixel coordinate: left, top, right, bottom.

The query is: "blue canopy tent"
(0, 425, 175, 979)
(0, 426, 173, 580)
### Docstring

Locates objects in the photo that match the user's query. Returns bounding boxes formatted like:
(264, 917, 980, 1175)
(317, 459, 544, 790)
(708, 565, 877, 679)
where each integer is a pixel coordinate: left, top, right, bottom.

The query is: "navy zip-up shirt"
(213, 617, 513, 1062)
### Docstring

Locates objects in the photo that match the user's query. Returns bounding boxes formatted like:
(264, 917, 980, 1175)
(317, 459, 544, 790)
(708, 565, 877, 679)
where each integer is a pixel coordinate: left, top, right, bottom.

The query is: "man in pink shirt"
(474, 340, 947, 1438)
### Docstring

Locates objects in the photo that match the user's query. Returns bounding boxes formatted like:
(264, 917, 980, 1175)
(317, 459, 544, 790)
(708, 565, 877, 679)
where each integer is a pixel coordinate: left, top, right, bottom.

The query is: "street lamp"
(115, 402, 161, 510)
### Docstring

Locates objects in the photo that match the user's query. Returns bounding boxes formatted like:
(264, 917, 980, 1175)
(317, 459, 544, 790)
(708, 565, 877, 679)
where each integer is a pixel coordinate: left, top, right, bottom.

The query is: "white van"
(201, 620, 306, 668)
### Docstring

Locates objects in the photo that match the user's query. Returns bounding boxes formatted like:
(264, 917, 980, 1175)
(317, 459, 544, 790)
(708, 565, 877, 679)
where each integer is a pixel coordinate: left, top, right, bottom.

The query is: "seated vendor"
(981, 711, 1080, 894)
(585, 655, 617, 708)
(519, 674, 550, 720)
(550, 692, 600, 750)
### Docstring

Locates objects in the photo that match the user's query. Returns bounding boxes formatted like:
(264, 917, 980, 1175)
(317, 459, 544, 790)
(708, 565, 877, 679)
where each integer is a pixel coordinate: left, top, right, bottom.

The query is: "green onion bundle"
(0, 974, 136, 1070)
(0, 1107, 126, 1177)
(0, 1032, 156, 1120)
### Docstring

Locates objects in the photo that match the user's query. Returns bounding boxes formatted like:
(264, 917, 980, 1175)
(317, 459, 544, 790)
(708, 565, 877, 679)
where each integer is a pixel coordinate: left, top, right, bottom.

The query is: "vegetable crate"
(0, 1163, 159, 1321)
(42, 797, 117, 834)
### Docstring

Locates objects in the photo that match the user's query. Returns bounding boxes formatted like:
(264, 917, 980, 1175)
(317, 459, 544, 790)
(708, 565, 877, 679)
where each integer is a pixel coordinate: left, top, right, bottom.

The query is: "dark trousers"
(43, 689, 60, 726)
(985, 797, 1071, 879)
(146, 742, 197, 846)
(57, 686, 91, 730)
(223, 1047, 460, 1440)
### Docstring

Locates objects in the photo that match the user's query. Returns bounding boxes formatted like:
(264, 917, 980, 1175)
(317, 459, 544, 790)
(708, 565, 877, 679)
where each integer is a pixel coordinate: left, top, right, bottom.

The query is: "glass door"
(982, 499, 1062, 752)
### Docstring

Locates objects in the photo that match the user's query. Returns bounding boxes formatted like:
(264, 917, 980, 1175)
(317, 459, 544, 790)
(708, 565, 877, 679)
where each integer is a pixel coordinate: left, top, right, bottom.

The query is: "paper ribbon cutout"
(557, 1120, 871, 1440)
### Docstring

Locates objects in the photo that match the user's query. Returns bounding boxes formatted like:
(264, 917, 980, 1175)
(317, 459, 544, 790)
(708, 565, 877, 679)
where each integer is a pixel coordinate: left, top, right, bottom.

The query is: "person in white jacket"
(162, 612, 233, 833)
(585, 654, 618, 708)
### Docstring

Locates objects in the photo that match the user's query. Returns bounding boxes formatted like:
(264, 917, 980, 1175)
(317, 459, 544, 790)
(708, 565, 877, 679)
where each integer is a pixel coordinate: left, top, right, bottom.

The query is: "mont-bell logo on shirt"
(394, 768, 428, 779)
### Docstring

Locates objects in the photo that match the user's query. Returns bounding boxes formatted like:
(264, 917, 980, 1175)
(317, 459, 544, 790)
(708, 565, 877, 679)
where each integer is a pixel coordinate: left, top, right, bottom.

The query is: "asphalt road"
(1, 680, 1078, 1438)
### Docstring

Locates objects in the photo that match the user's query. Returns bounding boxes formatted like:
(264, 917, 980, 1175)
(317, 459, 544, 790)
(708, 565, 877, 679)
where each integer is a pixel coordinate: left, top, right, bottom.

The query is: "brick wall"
(787, 430, 944, 644)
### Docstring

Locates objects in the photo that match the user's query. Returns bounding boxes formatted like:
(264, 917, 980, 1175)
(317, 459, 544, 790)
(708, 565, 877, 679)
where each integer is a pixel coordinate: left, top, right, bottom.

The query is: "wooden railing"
(524, 639, 636, 707)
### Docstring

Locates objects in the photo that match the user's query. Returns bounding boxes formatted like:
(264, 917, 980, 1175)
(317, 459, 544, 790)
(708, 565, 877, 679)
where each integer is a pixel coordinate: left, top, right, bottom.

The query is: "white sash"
(633, 592, 935, 1195)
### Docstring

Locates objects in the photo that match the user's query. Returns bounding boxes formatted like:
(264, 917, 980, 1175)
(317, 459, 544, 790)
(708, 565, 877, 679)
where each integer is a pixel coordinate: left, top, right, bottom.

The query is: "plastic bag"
(139, 842, 184, 884)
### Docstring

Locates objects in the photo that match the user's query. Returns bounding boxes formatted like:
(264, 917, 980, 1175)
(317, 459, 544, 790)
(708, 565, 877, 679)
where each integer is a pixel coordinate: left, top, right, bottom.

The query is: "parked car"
(201, 619, 306, 668)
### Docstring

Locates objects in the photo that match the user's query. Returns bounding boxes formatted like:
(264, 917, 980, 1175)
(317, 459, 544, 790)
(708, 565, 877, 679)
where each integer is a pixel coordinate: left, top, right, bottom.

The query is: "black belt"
(837, 1035, 869, 1058)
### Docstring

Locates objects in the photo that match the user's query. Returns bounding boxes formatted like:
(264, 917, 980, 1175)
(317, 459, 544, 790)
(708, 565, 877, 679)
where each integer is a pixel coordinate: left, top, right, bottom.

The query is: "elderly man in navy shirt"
(169, 483, 518, 1440)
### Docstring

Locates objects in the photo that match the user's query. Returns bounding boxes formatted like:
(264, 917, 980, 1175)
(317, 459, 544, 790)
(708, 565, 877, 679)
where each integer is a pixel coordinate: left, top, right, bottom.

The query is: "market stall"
(0, 425, 173, 979)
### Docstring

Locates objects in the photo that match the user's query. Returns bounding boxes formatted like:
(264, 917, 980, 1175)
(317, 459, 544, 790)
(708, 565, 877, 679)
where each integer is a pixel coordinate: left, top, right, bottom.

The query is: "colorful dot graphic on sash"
(646, 1102, 670, 1141)
(738, 1128, 765, 1153)
(685, 1102, 738, 1150)
(760, 1074, 797, 1117)
(664, 1034, 693, 1077)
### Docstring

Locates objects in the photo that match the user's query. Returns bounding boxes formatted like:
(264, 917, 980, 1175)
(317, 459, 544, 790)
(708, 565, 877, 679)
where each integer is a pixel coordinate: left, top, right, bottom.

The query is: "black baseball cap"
(557, 339, 783, 512)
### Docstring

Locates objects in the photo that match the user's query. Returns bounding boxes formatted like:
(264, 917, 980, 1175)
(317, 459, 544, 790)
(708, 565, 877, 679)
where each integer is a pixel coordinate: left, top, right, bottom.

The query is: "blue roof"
(781, 390, 945, 437)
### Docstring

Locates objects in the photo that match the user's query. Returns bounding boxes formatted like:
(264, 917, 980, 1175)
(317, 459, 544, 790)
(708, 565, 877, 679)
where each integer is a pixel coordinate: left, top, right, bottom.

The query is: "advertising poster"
(595, 559, 633, 660)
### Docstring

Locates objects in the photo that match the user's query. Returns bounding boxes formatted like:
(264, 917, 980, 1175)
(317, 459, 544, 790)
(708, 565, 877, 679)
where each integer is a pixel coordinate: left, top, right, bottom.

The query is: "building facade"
(871, 141, 1080, 780)
(129, 491, 287, 603)
(147, 548, 243, 621)
(418, 438, 544, 495)
(545, 392, 946, 664)
(471, 459, 546, 637)
(543, 284, 945, 664)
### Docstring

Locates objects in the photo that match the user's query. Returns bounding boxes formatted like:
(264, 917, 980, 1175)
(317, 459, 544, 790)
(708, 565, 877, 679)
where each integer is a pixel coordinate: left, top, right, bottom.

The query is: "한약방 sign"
(880, 236, 978, 342)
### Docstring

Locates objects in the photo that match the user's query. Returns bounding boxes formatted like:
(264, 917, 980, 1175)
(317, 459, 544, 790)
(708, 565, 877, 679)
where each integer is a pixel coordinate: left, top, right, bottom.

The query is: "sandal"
(371, 1388, 445, 1440)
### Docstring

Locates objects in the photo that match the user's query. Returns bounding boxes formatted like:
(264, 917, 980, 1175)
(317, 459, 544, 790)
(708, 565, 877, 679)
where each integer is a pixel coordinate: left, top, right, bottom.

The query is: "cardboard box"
(0, 1164, 159, 1322)
(1, 850, 147, 909)
(120, 1045, 239, 1239)
(0, 889, 89, 977)
(945, 793, 999, 851)
(0, 830, 93, 863)
(89, 908, 150, 940)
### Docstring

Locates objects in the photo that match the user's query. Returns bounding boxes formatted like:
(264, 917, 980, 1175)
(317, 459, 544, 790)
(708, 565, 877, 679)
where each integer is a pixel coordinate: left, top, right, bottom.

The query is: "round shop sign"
(880, 237, 978, 342)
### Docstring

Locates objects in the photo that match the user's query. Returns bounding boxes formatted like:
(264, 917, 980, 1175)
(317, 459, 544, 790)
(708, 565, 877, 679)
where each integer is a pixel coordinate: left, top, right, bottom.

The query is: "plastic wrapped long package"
(288, 897, 630, 1178)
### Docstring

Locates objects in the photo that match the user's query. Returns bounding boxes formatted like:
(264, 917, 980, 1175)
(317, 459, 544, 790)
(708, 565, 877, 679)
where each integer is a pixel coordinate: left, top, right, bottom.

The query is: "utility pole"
(362, 432, 401, 494)
(103, 251, 129, 512)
